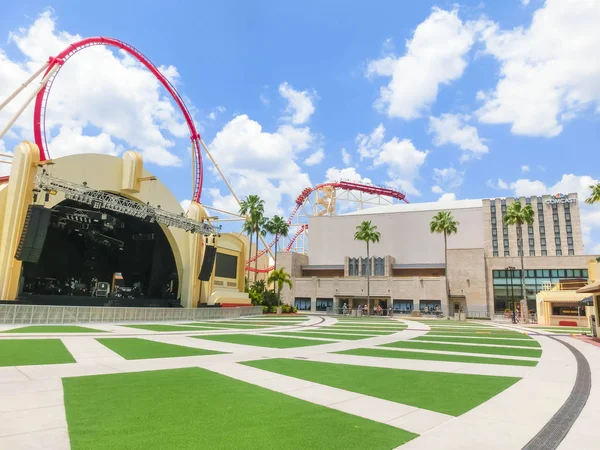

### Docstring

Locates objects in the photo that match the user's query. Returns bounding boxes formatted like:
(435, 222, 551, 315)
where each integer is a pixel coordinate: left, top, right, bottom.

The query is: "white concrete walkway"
(0, 317, 596, 449)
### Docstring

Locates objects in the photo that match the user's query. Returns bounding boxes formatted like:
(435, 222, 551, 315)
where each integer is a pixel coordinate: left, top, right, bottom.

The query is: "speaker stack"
(198, 246, 217, 281)
(14, 205, 52, 263)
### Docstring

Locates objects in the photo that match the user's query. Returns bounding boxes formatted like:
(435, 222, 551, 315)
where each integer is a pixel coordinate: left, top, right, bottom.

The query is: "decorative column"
(0, 141, 40, 300)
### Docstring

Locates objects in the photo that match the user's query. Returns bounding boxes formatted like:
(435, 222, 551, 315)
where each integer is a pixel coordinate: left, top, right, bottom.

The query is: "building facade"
(279, 194, 597, 317)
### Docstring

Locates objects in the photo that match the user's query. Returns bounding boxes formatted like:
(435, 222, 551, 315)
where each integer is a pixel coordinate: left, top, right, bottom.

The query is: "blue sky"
(0, 0, 599, 252)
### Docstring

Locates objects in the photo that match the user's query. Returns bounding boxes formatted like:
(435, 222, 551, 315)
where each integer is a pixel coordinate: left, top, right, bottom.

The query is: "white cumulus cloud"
(304, 149, 324, 166)
(208, 114, 313, 216)
(431, 185, 444, 194)
(428, 113, 488, 161)
(521, 165, 530, 173)
(356, 124, 428, 196)
(341, 148, 352, 165)
(278, 82, 316, 125)
(438, 193, 457, 202)
(433, 167, 464, 189)
(325, 167, 372, 184)
(0, 11, 194, 167)
(368, 8, 476, 119)
(477, 0, 600, 136)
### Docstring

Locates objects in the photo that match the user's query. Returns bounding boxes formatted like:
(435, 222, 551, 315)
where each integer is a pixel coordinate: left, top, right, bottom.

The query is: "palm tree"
(239, 195, 265, 283)
(267, 268, 293, 306)
(585, 183, 600, 204)
(254, 216, 268, 282)
(430, 211, 460, 313)
(266, 215, 290, 290)
(241, 218, 254, 285)
(503, 201, 535, 322)
(354, 221, 381, 310)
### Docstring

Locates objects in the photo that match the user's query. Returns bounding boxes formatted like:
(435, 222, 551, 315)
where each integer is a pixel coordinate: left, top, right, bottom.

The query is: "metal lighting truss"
(37, 172, 218, 235)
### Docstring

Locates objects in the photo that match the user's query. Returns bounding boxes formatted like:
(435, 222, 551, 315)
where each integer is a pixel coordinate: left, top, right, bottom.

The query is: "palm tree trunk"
(246, 232, 252, 288)
(274, 235, 279, 305)
(254, 229, 259, 283)
(366, 241, 370, 314)
(444, 232, 450, 314)
(518, 223, 526, 322)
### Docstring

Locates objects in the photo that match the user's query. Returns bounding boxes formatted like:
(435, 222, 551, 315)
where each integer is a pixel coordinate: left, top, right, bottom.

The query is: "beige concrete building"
(279, 195, 598, 317)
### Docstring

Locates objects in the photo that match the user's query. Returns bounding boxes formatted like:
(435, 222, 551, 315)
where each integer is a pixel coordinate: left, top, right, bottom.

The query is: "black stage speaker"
(14, 205, 52, 263)
(198, 246, 217, 281)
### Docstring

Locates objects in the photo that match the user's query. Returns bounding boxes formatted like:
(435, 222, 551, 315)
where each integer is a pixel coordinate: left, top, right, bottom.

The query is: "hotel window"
(491, 217, 497, 225)
(565, 212, 571, 221)
(503, 228, 509, 236)
(555, 237, 561, 245)
(553, 213, 559, 221)
(529, 238, 535, 246)
(541, 238, 546, 246)
(492, 241, 498, 249)
(294, 298, 311, 311)
(492, 228, 497, 236)
(539, 226, 545, 235)
(360, 258, 370, 277)
(567, 237, 573, 245)
(539, 215, 544, 223)
(568, 249, 575, 255)
(493, 251, 499, 257)
(529, 249, 536, 256)
(373, 257, 385, 276)
(503, 239, 509, 247)
(566, 225, 572, 233)
(556, 249, 562, 256)
(554, 225, 560, 233)
(528, 226, 534, 235)
(504, 250, 510, 257)
(348, 258, 359, 276)
(316, 298, 333, 312)
(542, 249, 547, 256)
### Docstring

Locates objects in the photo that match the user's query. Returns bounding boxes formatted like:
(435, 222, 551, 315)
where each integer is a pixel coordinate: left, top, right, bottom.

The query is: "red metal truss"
(32, 37, 203, 203)
(246, 181, 408, 272)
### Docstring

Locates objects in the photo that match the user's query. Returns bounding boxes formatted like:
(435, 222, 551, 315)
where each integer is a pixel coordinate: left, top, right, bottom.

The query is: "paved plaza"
(0, 315, 598, 449)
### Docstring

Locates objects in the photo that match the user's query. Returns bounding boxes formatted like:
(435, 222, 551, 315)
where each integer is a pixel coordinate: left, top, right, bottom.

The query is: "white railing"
(0, 304, 263, 324)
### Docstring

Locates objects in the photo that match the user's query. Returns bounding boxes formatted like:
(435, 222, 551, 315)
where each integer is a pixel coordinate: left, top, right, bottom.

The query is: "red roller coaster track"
(247, 181, 408, 273)
(32, 37, 203, 203)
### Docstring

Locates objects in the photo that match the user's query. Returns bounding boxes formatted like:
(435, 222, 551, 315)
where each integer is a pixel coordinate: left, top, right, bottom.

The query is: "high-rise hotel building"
(483, 193, 584, 258)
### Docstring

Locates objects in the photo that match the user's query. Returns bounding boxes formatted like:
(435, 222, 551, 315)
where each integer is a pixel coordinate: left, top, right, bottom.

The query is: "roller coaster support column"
(0, 62, 49, 112)
(0, 65, 59, 141)
(199, 138, 274, 260)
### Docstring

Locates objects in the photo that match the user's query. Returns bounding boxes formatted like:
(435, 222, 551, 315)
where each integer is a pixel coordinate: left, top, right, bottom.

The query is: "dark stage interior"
(20, 199, 180, 307)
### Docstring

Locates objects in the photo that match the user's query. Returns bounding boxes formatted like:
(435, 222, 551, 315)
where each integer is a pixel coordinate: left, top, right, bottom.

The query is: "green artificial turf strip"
(331, 326, 406, 331)
(193, 334, 328, 348)
(336, 348, 538, 367)
(181, 322, 270, 329)
(96, 338, 225, 360)
(4, 325, 106, 333)
(0, 339, 75, 366)
(427, 331, 530, 339)
(243, 358, 520, 416)
(123, 324, 208, 332)
(380, 341, 542, 358)
(271, 332, 367, 340)
(416, 336, 540, 347)
(63, 367, 416, 450)
(309, 329, 394, 335)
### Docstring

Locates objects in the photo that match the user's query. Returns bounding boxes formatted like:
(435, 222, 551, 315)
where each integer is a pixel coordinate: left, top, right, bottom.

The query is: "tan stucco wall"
(448, 248, 488, 314)
(308, 206, 484, 266)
